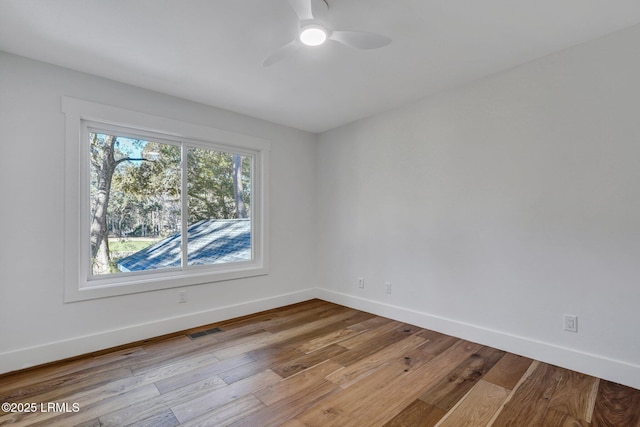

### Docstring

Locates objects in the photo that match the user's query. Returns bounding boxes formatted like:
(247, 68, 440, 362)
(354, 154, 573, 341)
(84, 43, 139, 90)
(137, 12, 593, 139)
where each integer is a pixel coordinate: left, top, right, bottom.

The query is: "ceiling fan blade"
(288, 0, 312, 20)
(330, 30, 392, 50)
(288, 0, 328, 21)
(263, 40, 300, 67)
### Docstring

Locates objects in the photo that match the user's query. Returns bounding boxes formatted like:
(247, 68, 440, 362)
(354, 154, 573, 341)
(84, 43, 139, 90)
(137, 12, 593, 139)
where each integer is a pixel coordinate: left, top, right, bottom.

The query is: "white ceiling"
(2, 1, 640, 133)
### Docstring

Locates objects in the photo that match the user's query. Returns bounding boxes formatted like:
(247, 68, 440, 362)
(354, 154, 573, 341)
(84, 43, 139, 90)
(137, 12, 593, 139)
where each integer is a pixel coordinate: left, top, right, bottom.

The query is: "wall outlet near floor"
(563, 314, 578, 332)
(358, 277, 365, 288)
(179, 290, 188, 304)
(385, 281, 392, 294)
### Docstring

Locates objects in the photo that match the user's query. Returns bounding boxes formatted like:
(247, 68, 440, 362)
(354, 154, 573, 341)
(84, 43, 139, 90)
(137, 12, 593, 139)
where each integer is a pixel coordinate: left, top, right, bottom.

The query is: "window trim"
(62, 97, 270, 302)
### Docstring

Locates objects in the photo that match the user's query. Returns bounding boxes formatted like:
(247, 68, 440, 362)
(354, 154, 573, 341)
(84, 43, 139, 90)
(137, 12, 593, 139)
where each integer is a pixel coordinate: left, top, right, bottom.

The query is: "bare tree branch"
(114, 157, 155, 167)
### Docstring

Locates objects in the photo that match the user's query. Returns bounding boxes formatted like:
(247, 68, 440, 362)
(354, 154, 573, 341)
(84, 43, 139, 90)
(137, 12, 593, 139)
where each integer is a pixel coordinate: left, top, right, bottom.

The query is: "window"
(63, 98, 269, 302)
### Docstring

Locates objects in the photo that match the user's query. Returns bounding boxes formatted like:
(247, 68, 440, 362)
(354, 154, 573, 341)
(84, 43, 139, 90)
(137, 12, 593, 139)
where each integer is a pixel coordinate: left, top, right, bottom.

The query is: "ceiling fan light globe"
(300, 25, 327, 46)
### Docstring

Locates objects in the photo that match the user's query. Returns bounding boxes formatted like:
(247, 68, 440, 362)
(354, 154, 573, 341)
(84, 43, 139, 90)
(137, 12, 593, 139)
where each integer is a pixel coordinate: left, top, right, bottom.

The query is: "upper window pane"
(89, 131, 181, 276)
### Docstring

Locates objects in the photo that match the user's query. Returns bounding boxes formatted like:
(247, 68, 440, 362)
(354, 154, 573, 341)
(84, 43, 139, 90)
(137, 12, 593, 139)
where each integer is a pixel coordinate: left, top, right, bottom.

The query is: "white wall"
(316, 25, 640, 388)
(0, 52, 317, 372)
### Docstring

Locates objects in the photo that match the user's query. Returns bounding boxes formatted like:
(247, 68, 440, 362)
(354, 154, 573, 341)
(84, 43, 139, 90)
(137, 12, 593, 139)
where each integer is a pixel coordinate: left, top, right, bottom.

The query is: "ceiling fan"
(264, 0, 392, 66)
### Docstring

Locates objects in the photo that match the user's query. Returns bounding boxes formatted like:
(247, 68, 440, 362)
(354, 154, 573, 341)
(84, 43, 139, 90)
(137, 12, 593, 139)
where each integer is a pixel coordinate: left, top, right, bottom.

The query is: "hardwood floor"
(1, 299, 639, 426)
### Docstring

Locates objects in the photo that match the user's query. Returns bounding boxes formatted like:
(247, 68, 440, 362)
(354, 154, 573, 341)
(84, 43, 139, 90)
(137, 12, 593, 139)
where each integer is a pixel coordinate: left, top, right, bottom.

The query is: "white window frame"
(63, 97, 270, 302)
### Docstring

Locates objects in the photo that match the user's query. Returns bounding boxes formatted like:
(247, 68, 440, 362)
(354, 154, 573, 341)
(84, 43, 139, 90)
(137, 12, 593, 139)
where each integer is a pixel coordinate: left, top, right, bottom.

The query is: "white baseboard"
(315, 288, 640, 390)
(0, 289, 315, 375)
(3, 287, 639, 391)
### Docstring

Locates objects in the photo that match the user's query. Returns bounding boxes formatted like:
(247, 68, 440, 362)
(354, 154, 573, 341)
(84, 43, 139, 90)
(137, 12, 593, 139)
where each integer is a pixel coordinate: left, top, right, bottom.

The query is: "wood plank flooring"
(1, 299, 639, 426)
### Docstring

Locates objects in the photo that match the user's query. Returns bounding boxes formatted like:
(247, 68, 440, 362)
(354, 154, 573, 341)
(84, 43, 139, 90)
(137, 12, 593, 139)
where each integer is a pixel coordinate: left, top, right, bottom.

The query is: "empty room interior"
(1, 1, 640, 425)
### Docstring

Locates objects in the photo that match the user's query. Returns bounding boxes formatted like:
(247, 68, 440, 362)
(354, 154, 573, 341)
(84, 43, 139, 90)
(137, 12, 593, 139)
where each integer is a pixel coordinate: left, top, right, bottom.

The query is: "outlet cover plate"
(564, 314, 578, 332)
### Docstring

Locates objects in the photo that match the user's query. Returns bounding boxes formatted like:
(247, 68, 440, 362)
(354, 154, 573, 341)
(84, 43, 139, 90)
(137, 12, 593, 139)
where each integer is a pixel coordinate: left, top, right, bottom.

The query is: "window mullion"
(181, 143, 189, 270)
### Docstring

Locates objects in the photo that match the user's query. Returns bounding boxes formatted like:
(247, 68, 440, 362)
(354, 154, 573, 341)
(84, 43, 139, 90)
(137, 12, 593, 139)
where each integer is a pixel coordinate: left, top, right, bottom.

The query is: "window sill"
(64, 264, 269, 302)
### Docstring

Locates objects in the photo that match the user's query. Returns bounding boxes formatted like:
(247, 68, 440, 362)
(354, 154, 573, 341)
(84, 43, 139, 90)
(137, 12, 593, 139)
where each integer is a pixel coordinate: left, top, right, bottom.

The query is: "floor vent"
(187, 327, 222, 339)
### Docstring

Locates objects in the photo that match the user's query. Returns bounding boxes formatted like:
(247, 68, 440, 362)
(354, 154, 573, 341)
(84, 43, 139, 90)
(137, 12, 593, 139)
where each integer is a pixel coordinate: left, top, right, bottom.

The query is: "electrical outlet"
(179, 291, 187, 304)
(358, 277, 365, 288)
(385, 281, 392, 294)
(563, 314, 577, 332)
